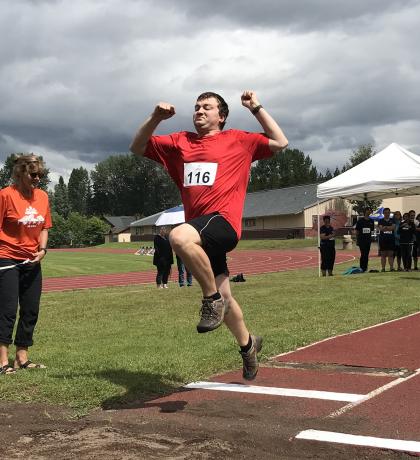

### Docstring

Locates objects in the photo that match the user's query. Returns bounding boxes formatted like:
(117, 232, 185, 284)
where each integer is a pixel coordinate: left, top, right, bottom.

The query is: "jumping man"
(130, 91, 288, 379)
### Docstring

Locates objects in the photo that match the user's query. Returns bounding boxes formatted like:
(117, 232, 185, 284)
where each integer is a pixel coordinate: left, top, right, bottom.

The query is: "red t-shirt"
(0, 185, 52, 260)
(144, 129, 272, 238)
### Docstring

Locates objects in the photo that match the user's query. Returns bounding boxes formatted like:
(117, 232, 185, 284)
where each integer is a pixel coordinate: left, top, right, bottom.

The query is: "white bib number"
(362, 228, 371, 234)
(184, 162, 217, 187)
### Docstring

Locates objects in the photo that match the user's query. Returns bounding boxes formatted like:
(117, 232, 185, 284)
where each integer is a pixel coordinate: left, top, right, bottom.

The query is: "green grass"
(44, 239, 319, 278)
(1, 263, 419, 416)
(236, 238, 318, 250)
(42, 251, 153, 277)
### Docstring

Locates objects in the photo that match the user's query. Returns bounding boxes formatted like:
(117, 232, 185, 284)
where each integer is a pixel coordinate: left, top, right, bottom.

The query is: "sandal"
(16, 360, 46, 370)
(0, 365, 16, 375)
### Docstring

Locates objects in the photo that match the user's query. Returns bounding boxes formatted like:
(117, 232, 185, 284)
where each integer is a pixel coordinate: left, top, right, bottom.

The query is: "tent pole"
(317, 200, 321, 277)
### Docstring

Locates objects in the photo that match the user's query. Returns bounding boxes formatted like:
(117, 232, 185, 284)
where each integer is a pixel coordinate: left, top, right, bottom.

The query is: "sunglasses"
(30, 172, 42, 179)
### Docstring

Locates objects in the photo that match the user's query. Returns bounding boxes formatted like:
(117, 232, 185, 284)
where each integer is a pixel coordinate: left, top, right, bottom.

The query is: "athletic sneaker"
(240, 335, 263, 380)
(196, 297, 227, 333)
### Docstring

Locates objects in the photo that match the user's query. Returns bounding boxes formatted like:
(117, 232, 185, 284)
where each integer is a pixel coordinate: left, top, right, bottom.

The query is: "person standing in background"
(378, 208, 395, 272)
(153, 226, 173, 288)
(393, 211, 402, 271)
(176, 254, 193, 287)
(0, 154, 52, 374)
(355, 207, 374, 272)
(398, 212, 416, 272)
(320, 215, 336, 276)
(409, 210, 418, 270)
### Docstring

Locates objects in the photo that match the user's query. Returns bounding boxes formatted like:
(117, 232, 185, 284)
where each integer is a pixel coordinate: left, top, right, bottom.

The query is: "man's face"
(409, 211, 415, 221)
(193, 97, 225, 132)
(384, 209, 390, 218)
(364, 209, 371, 218)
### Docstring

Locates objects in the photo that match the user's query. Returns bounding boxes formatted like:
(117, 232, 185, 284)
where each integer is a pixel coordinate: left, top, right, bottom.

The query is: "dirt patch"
(0, 401, 413, 460)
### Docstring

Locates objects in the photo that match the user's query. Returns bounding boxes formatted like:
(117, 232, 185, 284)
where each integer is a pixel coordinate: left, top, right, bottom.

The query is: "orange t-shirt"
(0, 185, 52, 260)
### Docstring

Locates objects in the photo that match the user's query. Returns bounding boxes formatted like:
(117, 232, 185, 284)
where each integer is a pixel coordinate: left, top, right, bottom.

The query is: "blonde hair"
(12, 154, 45, 183)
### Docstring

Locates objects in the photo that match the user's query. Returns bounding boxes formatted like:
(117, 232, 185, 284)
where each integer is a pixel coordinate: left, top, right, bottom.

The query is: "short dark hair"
(364, 207, 372, 213)
(323, 215, 330, 221)
(196, 92, 229, 129)
(383, 207, 390, 213)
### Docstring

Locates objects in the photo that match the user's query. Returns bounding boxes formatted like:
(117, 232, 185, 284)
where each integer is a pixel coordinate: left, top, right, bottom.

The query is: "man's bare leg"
(170, 224, 217, 297)
(216, 274, 249, 346)
(170, 224, 227, 332)
(217, 274, 262, 380)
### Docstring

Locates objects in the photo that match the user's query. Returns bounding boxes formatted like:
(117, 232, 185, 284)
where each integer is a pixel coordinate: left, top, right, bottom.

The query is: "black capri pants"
(320, 244, 336, 270)
(0, 259, 42, 347)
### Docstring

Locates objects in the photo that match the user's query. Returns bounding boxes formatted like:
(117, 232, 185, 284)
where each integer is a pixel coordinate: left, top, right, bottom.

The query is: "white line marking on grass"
(328, 368, 420, 418)
(184, 381, 365, 402)
(273, 310, 420, 360)
(295, 430, 420, 454)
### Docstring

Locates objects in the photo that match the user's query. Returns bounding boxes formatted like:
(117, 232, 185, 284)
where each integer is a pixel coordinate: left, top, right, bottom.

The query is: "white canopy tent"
(317, 143, 420, 201)
(316, 143, 420, 275)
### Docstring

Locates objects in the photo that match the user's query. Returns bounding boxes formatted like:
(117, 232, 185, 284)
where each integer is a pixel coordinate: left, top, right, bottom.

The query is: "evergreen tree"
(343, 144, 382, 213)
(343, 144, 376, 171)
(68, 167, 91, 215)
(324, 169, 333, 181)
(248, 148, 320, 192)
(53, 176, 71, 218)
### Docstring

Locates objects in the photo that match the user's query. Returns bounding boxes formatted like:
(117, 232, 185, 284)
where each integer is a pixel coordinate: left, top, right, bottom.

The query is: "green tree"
(52, 176, 71, 218)
(90, 154, 179, 216)
(68, 167, 91, 215)
(85, 216, 109, 245)
(48, 212, 109, 248)
(343, 144, 375, 171)
(343, 144, 382, 214)
(248, 148, 321, 192)
(48, 212, 70, 248)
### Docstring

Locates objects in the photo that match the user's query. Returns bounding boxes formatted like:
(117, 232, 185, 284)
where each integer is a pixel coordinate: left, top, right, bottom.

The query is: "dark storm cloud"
(0, 0, 419, 181)
(165, 0, 415, 32)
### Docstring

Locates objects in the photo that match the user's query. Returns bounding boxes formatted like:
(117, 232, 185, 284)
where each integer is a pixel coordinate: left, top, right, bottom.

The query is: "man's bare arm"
(129, 102, 175, 156)
(241, 90, 288, 153)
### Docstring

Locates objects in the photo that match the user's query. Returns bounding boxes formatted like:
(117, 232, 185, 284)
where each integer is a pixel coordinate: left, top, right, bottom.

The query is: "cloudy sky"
(1, 0, 420, 184)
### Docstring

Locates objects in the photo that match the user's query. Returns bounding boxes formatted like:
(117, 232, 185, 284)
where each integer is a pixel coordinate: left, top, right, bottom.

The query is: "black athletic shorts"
(187, 213, 238, 277)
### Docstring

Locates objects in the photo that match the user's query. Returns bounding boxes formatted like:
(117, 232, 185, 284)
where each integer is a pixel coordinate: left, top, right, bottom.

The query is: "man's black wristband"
(251, 105, 263, 115)
(39, 248, 47, 254)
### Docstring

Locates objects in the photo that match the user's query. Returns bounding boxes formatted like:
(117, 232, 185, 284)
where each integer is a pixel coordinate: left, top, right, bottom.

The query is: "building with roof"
(130, 184, 353, 240)
(103, 216, 136, 243)
(242, 184, 351, 238)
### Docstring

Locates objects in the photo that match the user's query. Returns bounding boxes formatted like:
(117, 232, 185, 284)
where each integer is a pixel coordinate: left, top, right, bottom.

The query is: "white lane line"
(184, 381, 365, 402)
(295, 430, 420, 454)
(328, 368, 420, 418)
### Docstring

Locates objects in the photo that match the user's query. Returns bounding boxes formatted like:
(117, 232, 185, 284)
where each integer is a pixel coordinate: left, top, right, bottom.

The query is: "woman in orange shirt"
(0, 154, 52, 375)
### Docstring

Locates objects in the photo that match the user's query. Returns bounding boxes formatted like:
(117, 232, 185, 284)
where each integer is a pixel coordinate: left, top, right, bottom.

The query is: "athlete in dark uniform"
(355, 207, 375, 272)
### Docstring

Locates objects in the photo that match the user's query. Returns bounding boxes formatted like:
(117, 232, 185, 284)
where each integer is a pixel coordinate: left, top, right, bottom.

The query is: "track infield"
(43, 248, 356, 292)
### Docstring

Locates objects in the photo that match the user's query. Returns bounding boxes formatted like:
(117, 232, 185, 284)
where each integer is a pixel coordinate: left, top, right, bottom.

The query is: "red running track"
(43, 248, 356, 292)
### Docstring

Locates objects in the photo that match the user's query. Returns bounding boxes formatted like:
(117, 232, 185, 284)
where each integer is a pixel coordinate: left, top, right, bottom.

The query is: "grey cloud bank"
(1, 0, 419, 182)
